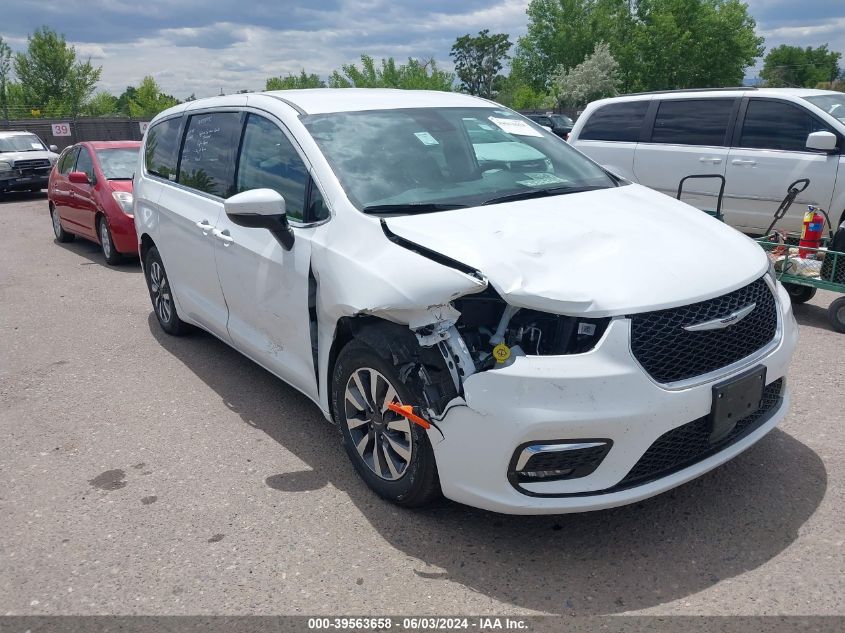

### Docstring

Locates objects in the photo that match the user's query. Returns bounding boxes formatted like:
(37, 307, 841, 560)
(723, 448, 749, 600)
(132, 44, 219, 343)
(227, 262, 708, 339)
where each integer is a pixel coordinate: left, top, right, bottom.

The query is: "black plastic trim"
(380, 219, 484, 280)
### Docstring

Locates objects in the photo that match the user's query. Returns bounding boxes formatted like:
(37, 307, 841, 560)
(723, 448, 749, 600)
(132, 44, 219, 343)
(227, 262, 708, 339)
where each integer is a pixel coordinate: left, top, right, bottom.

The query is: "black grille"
(630, 277, 777, 383)
(618, 378, 783, 488)
(13, 158, 51, 170)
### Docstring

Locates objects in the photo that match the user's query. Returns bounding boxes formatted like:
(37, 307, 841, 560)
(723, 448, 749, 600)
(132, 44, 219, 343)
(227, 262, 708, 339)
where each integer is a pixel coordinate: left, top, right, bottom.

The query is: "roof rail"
(624, 87, 758, 96)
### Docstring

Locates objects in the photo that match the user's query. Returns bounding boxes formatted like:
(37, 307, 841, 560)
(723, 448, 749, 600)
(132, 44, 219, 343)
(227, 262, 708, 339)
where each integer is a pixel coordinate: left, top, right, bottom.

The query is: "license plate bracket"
(708, 365, 766, 444)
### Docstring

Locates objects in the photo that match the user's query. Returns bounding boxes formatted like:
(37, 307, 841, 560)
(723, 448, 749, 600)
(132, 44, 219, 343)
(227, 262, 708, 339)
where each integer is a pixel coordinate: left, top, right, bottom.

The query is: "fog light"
(509, 439, 612, 486)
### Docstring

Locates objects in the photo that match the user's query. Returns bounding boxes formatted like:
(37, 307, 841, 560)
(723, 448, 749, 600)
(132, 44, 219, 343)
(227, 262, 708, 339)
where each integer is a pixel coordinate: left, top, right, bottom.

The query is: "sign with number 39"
(51, 123, 72, 137)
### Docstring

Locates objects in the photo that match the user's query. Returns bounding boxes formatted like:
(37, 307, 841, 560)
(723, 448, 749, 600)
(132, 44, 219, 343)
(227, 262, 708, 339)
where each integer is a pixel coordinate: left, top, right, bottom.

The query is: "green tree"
(328, 55, 453, 90)
(513, 0, 763, 93)
(265, 69, 326, 90)
(127, 76, 179, 118)
(450, 29, 513, 97)
(0, 36, 12, 121)
(761, 44, 842, 88)
(13, 26, 102, 116)
(83, 91, 119, 116)
(553, 42, 620, 108)
(116, 85, 137, 115)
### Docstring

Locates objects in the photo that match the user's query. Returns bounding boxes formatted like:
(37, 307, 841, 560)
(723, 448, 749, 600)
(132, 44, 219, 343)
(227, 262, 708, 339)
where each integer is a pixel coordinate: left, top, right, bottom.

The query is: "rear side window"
(739, 100, 834, 152)
(236, 114, 309, 220)
(178, 112, 242, 197)
(58, 147, 79, 174)
(579, 101, 649, 142)
(650, 99, 734, 146)
(145, 117, 182, 180)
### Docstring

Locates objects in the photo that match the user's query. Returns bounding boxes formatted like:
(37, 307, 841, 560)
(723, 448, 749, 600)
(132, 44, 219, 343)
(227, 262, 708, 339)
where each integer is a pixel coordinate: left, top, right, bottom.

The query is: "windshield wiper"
(481, 185, 607, 206)
(108, 177, 134, 181)
(362, 202, 469, 215)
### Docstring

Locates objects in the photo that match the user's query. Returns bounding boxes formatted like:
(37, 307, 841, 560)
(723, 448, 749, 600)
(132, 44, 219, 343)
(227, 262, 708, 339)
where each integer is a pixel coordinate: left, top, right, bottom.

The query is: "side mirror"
(224, 188, 295, 250)
(806, 131, 837, 152)
(68, 171, 91, 185)
(49, 145, 59, 153)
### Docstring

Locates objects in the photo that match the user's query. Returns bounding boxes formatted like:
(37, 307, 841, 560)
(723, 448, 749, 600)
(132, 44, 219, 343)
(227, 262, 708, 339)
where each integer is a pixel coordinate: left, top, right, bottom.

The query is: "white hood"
(384, 184, 768, 317)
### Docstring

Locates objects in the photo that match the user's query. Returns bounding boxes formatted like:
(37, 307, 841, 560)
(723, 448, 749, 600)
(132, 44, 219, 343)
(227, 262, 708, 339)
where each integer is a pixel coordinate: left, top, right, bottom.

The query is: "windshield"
(96, 148, 138, 179)
(804, 94, 845, 124)
(302, 107, 617, 212)
(0, 134, 47, 153)
(551, 114, 573, 127)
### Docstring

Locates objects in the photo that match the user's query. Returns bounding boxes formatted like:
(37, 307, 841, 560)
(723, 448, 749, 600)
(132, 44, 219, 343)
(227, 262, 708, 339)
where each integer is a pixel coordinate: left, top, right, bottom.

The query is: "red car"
(48, 141, 141, 264)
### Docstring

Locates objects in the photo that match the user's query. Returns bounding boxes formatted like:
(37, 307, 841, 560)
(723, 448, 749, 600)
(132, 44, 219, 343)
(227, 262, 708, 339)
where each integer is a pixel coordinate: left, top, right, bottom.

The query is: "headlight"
(0, 160, 12, 172)
(112, 191, 134, 215)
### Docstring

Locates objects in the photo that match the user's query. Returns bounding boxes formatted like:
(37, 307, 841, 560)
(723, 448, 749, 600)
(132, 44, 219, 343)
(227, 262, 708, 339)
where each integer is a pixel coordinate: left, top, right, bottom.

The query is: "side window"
(650, 99, 734, 146)
(178, 112, 242, 197)
(58, 148, 79, 174)
(537, 116, 552, 127)
(580, 101, 649, 142)
(306, 181, 330, 222)
(145, 116, 182, 180)
(74, 148, 95, 181)
(739, 100, 833, 152)
(236, 114, 309, 221)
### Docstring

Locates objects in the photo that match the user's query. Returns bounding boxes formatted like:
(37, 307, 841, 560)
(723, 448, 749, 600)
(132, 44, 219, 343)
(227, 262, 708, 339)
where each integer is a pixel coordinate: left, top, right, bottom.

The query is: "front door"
(723, 98, 841, 234)
(213, 113, 321, 400)
(65, 147, 98, 239)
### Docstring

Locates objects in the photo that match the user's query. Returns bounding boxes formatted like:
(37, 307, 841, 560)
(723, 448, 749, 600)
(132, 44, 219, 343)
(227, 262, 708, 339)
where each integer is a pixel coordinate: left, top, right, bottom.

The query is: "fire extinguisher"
(799, 206, 825, 258)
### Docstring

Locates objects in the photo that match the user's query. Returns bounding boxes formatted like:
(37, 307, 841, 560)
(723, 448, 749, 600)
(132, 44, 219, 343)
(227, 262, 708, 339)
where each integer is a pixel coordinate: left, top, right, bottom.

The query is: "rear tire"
(143, 246, 191, 336)
(50, 205, 75, 243)
(828, 297, 845, 334)
(784, 283, 816, 304)
(98, 216, 123, 265)
(331, 340, 441, 507)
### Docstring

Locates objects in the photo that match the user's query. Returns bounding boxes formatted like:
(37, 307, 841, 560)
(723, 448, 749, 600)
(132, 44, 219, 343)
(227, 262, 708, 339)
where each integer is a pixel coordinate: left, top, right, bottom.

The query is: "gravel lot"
(1, 192, 842, 617)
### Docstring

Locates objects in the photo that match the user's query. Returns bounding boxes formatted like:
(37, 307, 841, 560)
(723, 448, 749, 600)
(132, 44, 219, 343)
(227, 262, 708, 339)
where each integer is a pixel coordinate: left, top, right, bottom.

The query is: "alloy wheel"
(148, 260, 172, 324)
(343, 367, 413, 481)
(99, 219, 112, 259)
(51, 209, 62, 238)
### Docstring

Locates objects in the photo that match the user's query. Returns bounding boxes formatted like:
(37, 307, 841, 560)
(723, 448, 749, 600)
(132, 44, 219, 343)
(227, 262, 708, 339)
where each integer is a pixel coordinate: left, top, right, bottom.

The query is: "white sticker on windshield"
(31, 143, 42, 149)
(414, 132, 439, 146)
(516, 173, 568, 187)
(488, 116, 543, 137)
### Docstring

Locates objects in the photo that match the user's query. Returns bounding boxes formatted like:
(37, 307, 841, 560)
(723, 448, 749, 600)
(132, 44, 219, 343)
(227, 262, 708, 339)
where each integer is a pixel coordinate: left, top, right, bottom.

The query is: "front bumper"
(430, 281, 799, 514)
(0, 172, 49, 191)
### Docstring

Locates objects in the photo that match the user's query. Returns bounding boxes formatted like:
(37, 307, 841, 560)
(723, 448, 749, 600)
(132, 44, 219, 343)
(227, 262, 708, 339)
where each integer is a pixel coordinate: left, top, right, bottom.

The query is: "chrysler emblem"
(683, 303, 756, 332)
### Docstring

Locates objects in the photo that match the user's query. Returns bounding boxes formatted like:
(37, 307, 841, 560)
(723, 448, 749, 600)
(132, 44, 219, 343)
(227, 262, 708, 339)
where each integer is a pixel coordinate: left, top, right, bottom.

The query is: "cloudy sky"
(1, 0, 843, 99)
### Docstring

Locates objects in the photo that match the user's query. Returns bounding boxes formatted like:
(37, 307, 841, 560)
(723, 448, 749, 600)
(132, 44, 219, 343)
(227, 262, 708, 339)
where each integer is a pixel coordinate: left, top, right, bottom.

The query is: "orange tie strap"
(386, 402, 431, 429)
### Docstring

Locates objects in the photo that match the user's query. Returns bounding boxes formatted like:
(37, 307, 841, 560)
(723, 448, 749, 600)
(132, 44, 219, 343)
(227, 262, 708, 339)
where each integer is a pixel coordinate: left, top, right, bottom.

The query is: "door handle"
(699, 157, 722, 164)
(731, 159, 757, 166)
(212, 228, 234, 245)
(195, 220, 213, 234)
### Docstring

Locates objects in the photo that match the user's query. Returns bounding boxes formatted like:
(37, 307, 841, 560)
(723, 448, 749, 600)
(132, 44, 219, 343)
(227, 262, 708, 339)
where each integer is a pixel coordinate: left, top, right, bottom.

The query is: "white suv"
(135, 89, 797, 514)
(569, 88, 845, 234)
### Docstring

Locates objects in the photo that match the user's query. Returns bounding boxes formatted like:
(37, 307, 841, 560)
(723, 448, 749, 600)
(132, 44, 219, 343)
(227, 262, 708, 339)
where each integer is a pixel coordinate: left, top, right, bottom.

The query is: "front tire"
(144, 246, 191, 336)
(331, 340, 441, 507)
(50, 205, 75, 243)
(98, 216, 123, 265)
(784, 283, 816, 304)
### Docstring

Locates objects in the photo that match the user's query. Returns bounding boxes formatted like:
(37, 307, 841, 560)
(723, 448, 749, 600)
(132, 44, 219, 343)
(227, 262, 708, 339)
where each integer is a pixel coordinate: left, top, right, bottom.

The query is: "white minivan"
(135, 89, 797, 514)
(569, 88, 845, 234)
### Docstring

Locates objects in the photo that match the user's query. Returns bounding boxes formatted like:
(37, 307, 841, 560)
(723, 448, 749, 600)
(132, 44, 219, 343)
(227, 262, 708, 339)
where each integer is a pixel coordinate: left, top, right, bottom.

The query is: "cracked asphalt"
(1, 192, 842, 616)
